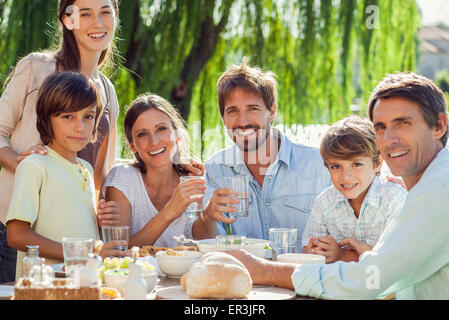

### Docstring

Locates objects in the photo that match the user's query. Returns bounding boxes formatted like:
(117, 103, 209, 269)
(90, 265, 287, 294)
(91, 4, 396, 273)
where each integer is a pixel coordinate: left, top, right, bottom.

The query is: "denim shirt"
(203, 130, 331, 247)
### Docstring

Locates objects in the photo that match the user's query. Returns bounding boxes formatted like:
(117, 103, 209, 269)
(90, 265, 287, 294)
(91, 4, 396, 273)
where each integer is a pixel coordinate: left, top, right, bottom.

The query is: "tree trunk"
(171, 7, 231, 119)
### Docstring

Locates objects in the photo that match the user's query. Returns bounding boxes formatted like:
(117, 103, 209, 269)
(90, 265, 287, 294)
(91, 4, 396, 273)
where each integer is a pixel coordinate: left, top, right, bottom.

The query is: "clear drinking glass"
(268, 228, 298, 261)
(221, 175, 249, 219)
(179, 176, 206, 219)
(62, 238, 93, 277)
(101, 226, 129, 252)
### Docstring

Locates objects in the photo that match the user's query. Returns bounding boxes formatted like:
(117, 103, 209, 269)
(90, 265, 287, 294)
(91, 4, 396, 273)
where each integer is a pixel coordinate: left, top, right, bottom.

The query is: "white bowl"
(156, 250, 203, 277)
(104, 269, 128, 295)
(197, 238, 270, 258)
(277, 253, 325, 264)
(103, 268, 158, 295)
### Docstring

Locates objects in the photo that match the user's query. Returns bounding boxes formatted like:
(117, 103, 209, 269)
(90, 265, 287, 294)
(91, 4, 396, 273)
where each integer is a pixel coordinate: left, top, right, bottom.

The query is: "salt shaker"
(124, 262, 147, 300)
(22, 245, 41, 278)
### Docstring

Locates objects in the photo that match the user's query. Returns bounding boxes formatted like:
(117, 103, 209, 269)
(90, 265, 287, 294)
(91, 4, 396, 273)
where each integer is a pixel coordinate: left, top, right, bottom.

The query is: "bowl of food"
(156, 249, 203, 278)
(103, 262, 158, 295)
(244, 238, 271, 258)
(197, 238, 270, 258)
(276, 253, 325, 264)
(103, 269, 128, 295)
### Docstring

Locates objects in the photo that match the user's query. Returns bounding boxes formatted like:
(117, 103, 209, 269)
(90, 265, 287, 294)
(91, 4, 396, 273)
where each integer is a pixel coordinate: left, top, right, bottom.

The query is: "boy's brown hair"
(368, 72, 449, 146)
(36, 71, 103, 145)
(217, 57, 277, 116)
(320, 116, 380, 167)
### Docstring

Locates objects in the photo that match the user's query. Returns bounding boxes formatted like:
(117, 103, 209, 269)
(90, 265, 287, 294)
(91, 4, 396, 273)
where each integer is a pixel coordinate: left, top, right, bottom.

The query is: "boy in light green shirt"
(6, 72, 127, 278)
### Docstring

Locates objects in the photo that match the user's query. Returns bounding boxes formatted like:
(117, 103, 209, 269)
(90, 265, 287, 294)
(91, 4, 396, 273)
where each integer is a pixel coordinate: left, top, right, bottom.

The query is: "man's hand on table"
(224, 249, 296, 290)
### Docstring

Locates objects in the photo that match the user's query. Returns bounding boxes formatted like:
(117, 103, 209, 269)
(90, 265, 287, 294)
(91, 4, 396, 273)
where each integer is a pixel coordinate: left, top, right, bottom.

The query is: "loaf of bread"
(180, 252, 252, 299)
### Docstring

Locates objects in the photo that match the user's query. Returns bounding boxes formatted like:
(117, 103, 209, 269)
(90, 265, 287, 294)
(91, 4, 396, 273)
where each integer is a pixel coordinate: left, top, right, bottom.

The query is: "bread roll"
(180, 252, 252, 299)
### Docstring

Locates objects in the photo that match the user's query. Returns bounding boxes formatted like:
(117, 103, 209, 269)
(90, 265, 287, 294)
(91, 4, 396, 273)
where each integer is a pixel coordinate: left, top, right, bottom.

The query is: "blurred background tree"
(435, 70, 449, 95)
(0, 0, 421, 159)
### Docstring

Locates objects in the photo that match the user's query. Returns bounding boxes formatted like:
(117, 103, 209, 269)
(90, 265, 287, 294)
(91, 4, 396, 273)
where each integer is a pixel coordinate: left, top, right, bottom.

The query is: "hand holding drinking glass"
(220, 175, 249, 219)
(101, 226, 129, 257)
(167, 176, 206, 219)
(203, 187, 241, 224)
(97, 199, 121, 227)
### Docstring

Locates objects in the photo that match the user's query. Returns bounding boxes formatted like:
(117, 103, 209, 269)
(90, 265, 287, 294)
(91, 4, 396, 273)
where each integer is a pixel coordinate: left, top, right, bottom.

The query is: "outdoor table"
(1, 275, 316, 300)
(151, 274, 316, 300)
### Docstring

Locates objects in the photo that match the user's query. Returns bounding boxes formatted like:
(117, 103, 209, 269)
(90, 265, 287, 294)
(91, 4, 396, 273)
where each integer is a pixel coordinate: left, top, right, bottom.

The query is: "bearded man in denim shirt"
(192, 59, 331, 246)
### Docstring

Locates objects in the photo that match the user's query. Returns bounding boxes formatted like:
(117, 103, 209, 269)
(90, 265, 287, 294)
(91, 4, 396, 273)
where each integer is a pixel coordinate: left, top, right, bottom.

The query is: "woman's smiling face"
(64, 0, 117, 55)
(129, 108, 179, 170)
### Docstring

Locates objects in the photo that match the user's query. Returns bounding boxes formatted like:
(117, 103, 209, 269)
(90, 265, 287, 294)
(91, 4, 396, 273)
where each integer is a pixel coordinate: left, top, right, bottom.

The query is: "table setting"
(1, 231, 325, 301)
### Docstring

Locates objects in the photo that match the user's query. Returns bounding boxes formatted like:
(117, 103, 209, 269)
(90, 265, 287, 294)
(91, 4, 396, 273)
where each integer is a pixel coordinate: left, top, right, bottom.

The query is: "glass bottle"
(22, 245, 41, 278)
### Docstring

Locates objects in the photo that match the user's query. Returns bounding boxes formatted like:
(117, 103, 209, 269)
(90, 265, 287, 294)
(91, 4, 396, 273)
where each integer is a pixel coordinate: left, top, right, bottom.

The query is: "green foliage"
(435, 70, 449, 94)
(0, 0, 421, 160)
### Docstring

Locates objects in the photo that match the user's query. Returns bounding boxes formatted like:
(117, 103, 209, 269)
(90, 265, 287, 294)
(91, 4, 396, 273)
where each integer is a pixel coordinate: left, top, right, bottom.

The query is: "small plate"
(0, 285, 14, 300)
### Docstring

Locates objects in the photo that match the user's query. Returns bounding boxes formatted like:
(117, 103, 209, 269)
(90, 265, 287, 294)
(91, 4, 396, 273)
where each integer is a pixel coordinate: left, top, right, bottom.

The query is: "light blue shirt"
(203, 130, 331, 246)
(292, 147, 449, 300)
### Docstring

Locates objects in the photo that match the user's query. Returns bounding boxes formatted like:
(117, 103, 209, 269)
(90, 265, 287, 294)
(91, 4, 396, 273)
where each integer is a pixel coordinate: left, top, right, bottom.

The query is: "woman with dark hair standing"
(0, 0, 121, 283)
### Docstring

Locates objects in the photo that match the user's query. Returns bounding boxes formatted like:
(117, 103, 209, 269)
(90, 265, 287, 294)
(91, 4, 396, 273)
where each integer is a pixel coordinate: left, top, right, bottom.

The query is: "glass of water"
(179, 175, 206, 219)
(268, 228, 297, 261)
(62, 238, 93, 277)
(101, 226, 129, 252)
(221, 175, 249, 219)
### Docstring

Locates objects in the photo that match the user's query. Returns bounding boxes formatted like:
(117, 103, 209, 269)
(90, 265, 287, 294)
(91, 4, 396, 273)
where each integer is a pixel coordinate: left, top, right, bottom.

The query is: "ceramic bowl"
(276, 253, 325, 264)
(104, 269, 128, 295)
(197, 238, 270, 258)
(155, 250, 203, 278)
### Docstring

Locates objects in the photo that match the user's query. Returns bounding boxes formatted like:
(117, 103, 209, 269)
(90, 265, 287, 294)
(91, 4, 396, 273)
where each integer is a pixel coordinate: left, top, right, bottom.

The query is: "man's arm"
(292, 179, 449, 299)
(225, 250, 296, 290)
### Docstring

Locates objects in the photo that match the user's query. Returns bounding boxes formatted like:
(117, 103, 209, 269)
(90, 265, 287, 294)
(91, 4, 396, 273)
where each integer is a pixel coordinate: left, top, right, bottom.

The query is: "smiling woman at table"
(104, 94, 206, 248)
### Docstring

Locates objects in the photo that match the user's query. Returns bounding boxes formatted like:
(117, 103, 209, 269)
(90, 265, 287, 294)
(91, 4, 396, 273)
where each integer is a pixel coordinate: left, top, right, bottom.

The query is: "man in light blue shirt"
(226, 72, 449, 299)
(192, 59, 330, 244)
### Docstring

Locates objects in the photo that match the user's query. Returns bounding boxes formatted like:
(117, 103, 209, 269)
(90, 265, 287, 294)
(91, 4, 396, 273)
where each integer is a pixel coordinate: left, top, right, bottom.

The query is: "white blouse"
(103, 163, 192, 247)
